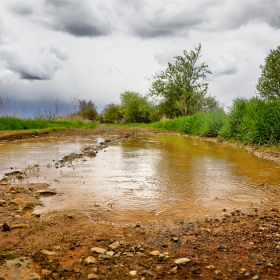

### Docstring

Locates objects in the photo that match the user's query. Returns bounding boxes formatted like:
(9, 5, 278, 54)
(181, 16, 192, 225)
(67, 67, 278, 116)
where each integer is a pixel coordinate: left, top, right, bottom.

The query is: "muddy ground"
(1, 125, 280, 280)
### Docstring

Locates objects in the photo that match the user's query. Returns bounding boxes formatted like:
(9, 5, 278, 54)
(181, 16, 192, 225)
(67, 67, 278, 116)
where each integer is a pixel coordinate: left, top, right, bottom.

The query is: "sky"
(0, 0, 280, 117)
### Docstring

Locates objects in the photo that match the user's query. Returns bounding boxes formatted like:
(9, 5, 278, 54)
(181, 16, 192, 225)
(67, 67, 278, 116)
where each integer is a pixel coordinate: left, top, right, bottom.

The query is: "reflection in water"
(0, 134, 280, 224)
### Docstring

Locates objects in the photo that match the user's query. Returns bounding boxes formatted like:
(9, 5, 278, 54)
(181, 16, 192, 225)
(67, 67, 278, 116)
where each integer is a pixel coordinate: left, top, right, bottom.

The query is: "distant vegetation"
(1, 44, 280, 146)
(0, 118, 97, 132)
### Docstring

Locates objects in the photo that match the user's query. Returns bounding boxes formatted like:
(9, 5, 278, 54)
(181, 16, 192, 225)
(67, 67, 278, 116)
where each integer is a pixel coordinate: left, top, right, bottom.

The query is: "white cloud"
(0, 0, 279, 115)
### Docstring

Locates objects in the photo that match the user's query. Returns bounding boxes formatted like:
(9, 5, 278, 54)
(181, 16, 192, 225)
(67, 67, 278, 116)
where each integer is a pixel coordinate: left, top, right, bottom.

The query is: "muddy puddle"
(1, 134, 280, 225)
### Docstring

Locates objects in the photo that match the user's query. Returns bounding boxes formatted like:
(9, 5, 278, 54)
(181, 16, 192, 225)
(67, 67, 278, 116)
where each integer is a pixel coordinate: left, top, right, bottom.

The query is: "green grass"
(219, 97, 280, 145)
(149, 109, 227, 137)
(0, 117, 98, 132)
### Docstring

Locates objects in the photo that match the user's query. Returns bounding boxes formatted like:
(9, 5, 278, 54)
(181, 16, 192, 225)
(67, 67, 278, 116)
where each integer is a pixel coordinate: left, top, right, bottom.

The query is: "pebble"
(108, 241, 120, 250)
(129, 270, 137, 276)
(91, 247, 107, 254)
(252, 275, 259, 280)
(41, 269, 52, 276)
(87, 273, 99, 279)
(106, 251, 114, 257)
(174, 258, 191, 264)
(0, 199, 6, 206)
(85, 256, 97, 265)
(41, 249, 57, 256)
(123, 252, 134, 258)
(150, 250, 161, 256)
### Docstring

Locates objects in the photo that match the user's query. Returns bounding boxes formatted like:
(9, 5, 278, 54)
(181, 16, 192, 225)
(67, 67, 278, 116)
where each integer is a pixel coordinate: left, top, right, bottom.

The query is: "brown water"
(1, 134, 280, 224)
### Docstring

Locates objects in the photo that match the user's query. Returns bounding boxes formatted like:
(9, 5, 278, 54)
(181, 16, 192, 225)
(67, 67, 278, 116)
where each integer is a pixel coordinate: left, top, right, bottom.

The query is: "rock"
(9, 186, 24, 193)
(41, 269, 52, 276)
(122, 252, 134, 257)
(150, 250, 161, 256)
(41, 249, 57, 256)
(0, 257, 40, 280)
(65, 213, 75, 219)
(91, 247, 107, 254)
(171, 237, 179, 242)
(170, 266, 178, 273)
(0, 199, 6, 206)
(206, 265, 215, 269)
(26, 274, 41, 280)
(85, 256, 97, 265)
(108, 241, 120, 250)
(87, 273, 99, 279)
(106, 251, 114, 257)
(2, 222, 11, 231)
(36, 190, 57, 196)
(252, 275, 259, 280)
(174, 258, 191, 264)
(22, 202, 35, 209)
(129, 270, 137, 276)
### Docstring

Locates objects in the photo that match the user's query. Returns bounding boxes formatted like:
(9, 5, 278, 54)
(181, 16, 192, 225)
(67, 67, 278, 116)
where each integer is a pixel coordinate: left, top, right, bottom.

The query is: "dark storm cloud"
(43, 0, 112, 37)
(113, 0, 280, 38)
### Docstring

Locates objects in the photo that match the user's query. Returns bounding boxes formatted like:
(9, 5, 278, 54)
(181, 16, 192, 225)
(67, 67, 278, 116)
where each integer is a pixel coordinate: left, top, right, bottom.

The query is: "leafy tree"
(149, 44, 218, 117)
(120, 91, 151, 123)
(102, 103, 123, 123)
(77, 99, 98, 121)
(256, 45, 280, 99)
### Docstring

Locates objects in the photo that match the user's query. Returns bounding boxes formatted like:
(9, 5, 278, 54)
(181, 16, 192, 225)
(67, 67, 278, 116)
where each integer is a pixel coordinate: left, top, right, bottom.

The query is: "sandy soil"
(1, 125, 280, 280)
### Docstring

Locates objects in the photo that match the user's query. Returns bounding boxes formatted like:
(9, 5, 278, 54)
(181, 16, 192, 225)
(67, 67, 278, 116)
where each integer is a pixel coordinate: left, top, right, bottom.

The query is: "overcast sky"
(0, 0, 280, 117)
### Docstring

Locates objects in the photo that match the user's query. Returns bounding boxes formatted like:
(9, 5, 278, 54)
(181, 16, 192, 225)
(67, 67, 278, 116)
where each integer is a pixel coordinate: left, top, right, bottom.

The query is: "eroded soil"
(1, 125, 280, 280)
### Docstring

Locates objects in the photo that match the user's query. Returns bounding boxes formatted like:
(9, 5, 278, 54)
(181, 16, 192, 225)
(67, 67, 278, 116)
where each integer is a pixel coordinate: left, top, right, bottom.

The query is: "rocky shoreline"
(1, 126, 280, 279)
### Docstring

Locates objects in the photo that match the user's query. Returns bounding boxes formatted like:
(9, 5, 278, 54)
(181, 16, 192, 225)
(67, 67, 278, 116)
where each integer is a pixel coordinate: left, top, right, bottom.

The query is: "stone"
(41, 249, 57, 256)
(87, 273, 99, 279)
(36, 190, 57, 195)
(26, 274, 41, 280)
(174, 258, 191, 264)
(106, 251, 114, 257)
(9, 186, 24, 193)
(0, 257, 41, 280)
(22, 202, 35, 209)
(150, 250, 161, 256)
(108, 241, 120, 250)
(85, 256, 97, 265)
(0, 200, 6, 206)
(129, 270, 137, 276)
(41, 269, 52, 276)
(91, 247, 107, 254)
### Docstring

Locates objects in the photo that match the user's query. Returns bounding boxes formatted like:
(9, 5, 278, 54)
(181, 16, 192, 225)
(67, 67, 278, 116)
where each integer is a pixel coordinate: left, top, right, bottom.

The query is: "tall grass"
(150, 109, 227, 137)
(219, 98, 280, 145)
(0, 117, 98, 131)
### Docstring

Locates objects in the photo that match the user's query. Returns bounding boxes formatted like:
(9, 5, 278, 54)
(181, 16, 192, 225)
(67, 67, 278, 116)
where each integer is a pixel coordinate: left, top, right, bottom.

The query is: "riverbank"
(1, 125, 280, 279)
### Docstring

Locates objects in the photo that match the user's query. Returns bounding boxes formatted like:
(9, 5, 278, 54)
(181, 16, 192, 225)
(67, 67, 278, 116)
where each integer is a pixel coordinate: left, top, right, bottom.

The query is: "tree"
(256, 45, 280, 99)
(77, 99, 98, 121)
(102, 103, 123, 123)
(149, 44, 218, 117)
(120, 91, 151, 123)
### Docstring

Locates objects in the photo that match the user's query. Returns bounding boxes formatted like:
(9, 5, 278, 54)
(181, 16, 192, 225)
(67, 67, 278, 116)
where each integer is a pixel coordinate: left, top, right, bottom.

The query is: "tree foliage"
(120, 91, 151, 123)
(77, 99, 98, 121)
(149, 44, 219, 117)
(256, 45, 280, 99)
(102, 103, 123, 123)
